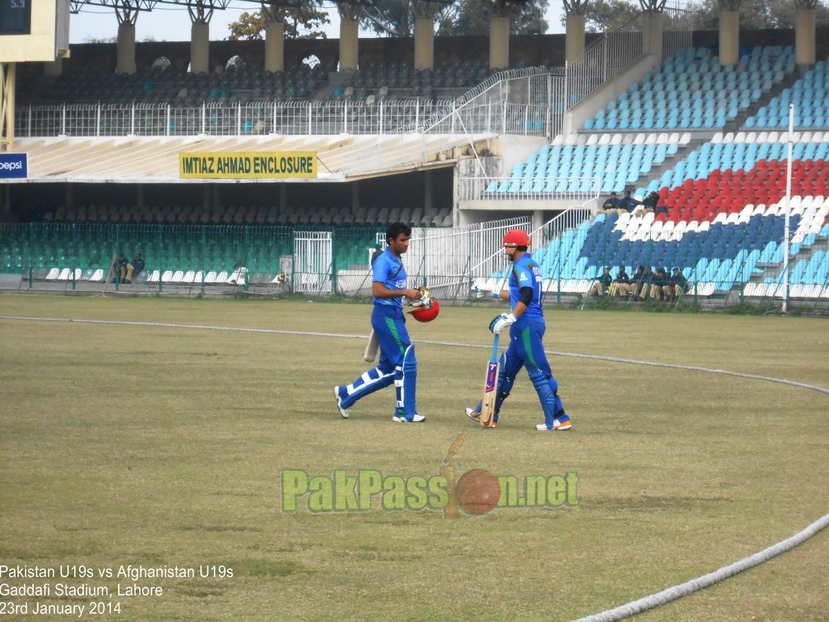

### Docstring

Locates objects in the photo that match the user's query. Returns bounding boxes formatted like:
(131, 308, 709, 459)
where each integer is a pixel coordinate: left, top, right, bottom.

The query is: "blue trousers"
(339, 305, 410, 410)
(475, 320, 566, 427)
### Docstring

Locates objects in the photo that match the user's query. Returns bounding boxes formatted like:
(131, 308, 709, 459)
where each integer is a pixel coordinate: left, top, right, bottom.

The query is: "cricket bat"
(363, 329, 379, 362)
(479, 333, 500, 427)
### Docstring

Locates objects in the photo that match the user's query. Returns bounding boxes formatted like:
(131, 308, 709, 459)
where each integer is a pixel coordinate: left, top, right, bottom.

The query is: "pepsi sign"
(0, 153, 27, 178)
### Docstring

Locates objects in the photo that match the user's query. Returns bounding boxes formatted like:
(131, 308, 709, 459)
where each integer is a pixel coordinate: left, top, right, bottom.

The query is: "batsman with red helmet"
(334, 222, 436, 423)
(466, 229, 572, 431)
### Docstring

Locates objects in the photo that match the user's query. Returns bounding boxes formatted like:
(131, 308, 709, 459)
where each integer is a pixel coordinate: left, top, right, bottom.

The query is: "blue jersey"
(509, 253, 544, 324)
(372, 248, 407, 307)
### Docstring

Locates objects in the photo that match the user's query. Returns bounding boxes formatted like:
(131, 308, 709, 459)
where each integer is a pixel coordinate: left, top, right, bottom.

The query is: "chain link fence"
(527, 212, 829, 313)
(0, 219, 527, 301)
(2, 219, 826, 313)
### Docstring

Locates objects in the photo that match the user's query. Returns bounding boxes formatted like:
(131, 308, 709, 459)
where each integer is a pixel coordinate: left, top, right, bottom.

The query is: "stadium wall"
(47, 33, 579, 75)
(26, 28, 829, 77)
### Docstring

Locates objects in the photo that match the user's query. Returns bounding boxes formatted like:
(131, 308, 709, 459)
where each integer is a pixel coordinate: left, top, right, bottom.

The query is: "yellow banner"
(179, 152, 317, 179)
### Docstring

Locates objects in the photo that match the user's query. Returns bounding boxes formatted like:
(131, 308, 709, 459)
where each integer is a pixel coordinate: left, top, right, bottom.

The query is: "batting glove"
(411, 286, 431, 307)
(489, 313, 516, 335)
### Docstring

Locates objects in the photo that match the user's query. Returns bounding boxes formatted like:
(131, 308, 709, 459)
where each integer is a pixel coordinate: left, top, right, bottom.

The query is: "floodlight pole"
(782, 103, 793, 314)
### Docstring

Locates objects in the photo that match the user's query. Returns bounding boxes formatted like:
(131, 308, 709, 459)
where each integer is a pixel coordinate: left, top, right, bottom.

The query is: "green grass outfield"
(1, 295, 827, 621)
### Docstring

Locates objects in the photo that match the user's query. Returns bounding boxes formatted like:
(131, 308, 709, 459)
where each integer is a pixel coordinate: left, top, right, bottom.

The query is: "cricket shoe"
(466, 408, 497, 428)
(334, 386, 349, 419)
(536, 415, 572, 431)
(393, 411, 426, 423)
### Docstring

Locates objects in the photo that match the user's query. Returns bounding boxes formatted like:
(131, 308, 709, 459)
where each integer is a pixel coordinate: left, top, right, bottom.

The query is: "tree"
(447, 0, 550, 36)
(687, 0, 829, 29)
(362, 0, 416, 36)
(228, 12, 266, 40)
(83, 35, 117, 43)
(227, 3, 331, 40)
(362, 0, 549, 37)
(574, 0, 641, 32)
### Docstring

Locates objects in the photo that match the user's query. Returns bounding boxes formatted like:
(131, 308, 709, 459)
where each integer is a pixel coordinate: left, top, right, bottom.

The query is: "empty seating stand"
(583, 46, 795, 132)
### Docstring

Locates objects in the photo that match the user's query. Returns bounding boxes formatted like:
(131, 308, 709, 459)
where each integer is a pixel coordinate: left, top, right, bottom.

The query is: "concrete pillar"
(795, 8, 816, 67)
(533, 210, 544, 246)
(565, 14, 585, 63)
(424, 171, 433, 212)
(116, 23, 137, 75)
(264, 20, 285, 73)
(489, 16, 509, 70)
(414, 17, 434, 70)
(279, 184, 287, 212)
(642, 10, 663, 59)
(339, 19, 359, 71)
(719, 11, 739, 66)
(44, 59, 63, 77)
(190, 21, 210, 74)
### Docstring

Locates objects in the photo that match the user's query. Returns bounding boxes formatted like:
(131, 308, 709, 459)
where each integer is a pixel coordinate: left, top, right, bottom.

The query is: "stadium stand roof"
(12, 133, 492, 183)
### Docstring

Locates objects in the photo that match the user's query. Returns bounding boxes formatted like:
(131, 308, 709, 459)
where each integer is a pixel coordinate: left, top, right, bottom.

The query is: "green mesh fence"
(0, 223, 384, 297)
(1, 221, 826, 312)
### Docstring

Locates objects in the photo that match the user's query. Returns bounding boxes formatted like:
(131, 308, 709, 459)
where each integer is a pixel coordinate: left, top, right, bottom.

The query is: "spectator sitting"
(116, 253, 129, 283)
(627, 266, 645, 299)
(585, 267, 612, 299)
(609, 266, 631, 297)
(632, 191, 661, 217)
(631, 265, 653, 300)
(126, 253, 144, 283)
(650, 267, 669, 300)
(601, 192, 620, 211)
(664, 268, 688, 300)
(617, 190, 638, 214)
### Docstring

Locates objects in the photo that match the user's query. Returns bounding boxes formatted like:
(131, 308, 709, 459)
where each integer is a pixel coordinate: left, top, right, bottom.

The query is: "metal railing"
(458, 176, 600, 203)
(15, 67, 569, 140)
(565, 28, 645, 110)
(16, 100, 466, 138)
(399, 67, 565, 137)
(563, 9, 693, 111)
(2, 219, 826, 310)
(401, 215, 533, 299)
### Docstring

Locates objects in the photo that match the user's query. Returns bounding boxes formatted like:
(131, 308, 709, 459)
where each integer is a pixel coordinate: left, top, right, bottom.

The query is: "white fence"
(293, 231, 333, 294)
(458, 176, 601, 202)
(398, 215, 533, 298)
(407, 68, 566, 139)
(16, 100, 461, 138)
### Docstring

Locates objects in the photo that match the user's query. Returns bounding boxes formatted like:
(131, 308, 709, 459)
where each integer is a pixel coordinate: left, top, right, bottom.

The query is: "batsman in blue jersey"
(334, 222, 427, 423)
(467, 229, 572, 431)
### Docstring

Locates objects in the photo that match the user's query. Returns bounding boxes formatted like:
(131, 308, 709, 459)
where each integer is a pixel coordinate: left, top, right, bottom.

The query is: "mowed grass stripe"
(0, 296, 827, 621)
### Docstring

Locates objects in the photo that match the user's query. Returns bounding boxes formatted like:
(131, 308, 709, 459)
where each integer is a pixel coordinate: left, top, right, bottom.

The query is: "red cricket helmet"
(409, 299, 440, 322)
(502, 229, 531, 247)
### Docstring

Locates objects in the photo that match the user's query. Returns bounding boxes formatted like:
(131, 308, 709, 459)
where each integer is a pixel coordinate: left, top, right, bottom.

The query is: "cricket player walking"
(466, 229, 572, 431)
(334, 222, 426, 423)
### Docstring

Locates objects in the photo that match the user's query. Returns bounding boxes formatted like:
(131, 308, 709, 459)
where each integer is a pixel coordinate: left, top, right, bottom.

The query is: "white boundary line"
(2, 313, 829, 621)
(3, 315, 828, 396)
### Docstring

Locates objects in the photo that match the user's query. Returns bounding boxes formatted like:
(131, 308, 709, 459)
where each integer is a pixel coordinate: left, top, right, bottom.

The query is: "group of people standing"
(587, 265, 688, 301)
